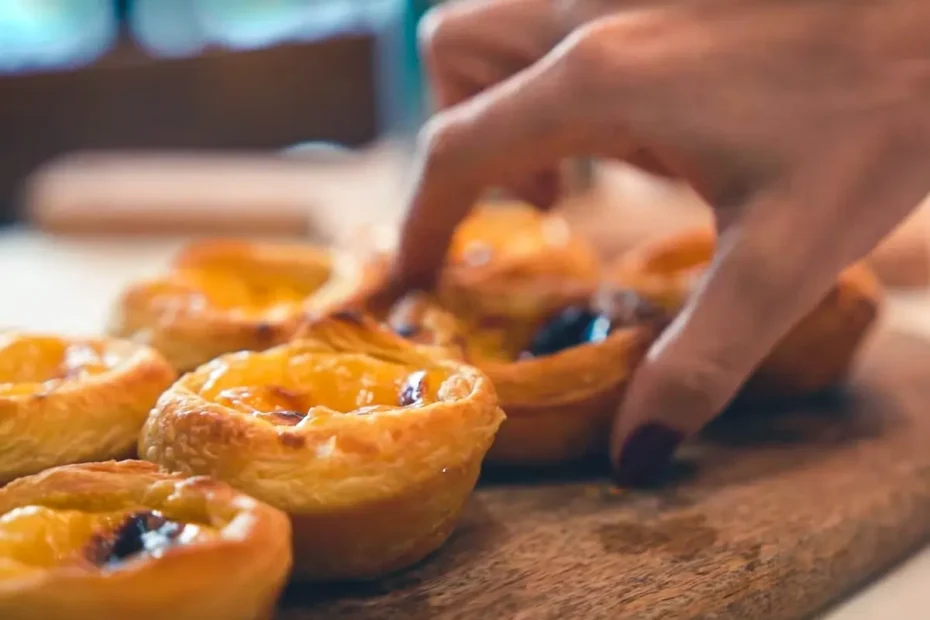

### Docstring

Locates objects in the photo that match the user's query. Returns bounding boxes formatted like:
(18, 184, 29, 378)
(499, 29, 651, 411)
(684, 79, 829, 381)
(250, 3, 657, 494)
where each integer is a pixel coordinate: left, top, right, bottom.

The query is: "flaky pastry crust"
(377, 292, 659, 465)
(338, 203, 655, 465)
(338, 202, 659, 465)
(108, 239, 383, 372)
(139, 313, 504, 581)
(0, 460, 291, 620)
(479, 324, 655, 464)
(0, 332, 176, 484)
(610, 226, 883, 396)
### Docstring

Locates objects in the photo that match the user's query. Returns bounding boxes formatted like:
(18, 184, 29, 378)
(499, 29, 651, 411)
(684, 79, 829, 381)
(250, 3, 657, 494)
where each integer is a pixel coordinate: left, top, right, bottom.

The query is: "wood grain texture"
(278, 327, 930, 620)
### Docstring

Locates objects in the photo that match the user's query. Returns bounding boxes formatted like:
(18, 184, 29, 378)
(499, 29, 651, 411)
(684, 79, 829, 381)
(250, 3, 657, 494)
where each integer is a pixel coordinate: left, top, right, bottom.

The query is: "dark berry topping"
(399, 370, 429, 406)
(85, 511, 186, 568)
(255, 321, 275, 341)
(525, 306, 610, 358)
(392, 323, 421, 339)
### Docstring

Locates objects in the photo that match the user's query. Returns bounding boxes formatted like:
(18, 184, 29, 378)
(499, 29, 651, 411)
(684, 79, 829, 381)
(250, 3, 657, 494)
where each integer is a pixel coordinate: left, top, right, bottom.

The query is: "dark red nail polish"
(613, 423, 685, 487)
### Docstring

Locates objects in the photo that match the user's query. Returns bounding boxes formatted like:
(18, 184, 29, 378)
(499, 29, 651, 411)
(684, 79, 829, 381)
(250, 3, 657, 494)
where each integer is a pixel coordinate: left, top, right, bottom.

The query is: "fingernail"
(612, 423, 685, 487)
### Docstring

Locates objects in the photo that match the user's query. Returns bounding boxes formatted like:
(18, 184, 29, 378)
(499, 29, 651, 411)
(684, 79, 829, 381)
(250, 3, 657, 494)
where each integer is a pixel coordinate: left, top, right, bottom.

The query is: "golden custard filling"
(381, 293, 530, 364)
(148, 257, 333, 317)
(196, 352, 454, 425)
(384, 291, 664, 364)
(0, 504, 218, 577)
(0, 335, 114, 397)
(447, 205, 599, 282)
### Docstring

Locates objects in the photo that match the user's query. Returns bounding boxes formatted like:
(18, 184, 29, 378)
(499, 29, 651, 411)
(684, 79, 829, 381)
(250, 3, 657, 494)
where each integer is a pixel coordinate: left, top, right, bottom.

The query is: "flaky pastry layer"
(379, 293, 657, 464)
(335, 202, 660, 465)
(0, 332, 176, 484)
(0, 460, 291, 620)
(140, 313, 504, 580)
(610, 226, 883, 396)
(108, 239, 383, 372)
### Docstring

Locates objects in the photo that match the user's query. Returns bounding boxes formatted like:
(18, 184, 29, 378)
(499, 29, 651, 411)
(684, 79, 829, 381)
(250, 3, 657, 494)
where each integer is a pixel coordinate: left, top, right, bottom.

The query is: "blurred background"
(0, 0, 927, 307)
(5, 4, 930, 615)
(0, 0, 713, 249)
(0, 0, 441, 232)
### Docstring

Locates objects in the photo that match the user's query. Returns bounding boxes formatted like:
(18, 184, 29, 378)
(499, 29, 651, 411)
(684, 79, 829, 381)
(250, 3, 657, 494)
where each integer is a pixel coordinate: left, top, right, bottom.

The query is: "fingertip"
(395, 122, 481, 296)
(611, 422, 686, 487)
(359, 266, 420, 318)
(608, 339, 725, 487)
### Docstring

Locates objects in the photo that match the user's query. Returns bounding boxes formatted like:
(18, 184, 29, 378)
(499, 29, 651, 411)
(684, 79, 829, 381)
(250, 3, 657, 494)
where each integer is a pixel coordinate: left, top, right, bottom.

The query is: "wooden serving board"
(278, 326, 930, 620)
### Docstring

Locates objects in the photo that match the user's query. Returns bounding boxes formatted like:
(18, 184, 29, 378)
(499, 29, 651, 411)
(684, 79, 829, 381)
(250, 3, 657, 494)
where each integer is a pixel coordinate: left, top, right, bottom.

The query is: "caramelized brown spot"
(399, 370, 429, 407)
(474, 315, 514, 330)
(267, 385, 308, 411)
(279, 432, 306, 449)
(85, 511, 185, 568)
(264, 410, 306, 426)
(331, 309, 366, 325)
(255, 321, 275, 341)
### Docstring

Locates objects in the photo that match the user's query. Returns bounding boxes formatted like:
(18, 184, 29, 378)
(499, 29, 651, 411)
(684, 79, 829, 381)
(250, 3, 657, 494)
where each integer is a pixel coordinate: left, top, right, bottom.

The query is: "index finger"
(393, 31, 636, 289)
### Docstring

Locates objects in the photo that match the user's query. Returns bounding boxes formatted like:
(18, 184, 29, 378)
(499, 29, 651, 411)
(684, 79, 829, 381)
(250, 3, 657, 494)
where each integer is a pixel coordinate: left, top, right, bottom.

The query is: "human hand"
(413, 0, 570, 211)
(395, 0, 930, 484)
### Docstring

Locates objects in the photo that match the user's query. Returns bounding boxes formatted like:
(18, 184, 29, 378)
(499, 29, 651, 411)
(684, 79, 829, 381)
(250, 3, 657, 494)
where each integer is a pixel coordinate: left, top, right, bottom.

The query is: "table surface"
(4, 227, 930, 619)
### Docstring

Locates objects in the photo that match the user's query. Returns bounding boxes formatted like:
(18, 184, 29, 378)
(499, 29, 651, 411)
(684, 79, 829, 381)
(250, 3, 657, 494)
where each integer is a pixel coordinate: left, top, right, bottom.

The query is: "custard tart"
(0, 460, 291, 620)
(109, 239, 383, 372)
(380, 290, 662, 465)
(340, 203, 662, 465)
(0, 331, 175, 485)
(437, 201, 603, 319)
(343, 202, 660, 465)
(610, 226, 882, 396)
(139, 312, 504, 581)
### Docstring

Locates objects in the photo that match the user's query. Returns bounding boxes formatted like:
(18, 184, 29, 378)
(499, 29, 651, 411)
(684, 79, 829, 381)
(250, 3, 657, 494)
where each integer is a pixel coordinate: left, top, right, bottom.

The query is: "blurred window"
(0, 1, 387, 207)
(0, 0, 117, 73)
(0, 0, 401, 71)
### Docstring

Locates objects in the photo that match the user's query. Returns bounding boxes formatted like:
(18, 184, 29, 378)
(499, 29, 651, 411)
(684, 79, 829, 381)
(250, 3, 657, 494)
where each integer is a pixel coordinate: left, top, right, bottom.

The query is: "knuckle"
(560, 24, 610, 72)
(556, 23, 622, 95)
(416, 115, 461, 177)
(557, 13, 675, 95)
(417, 6, 458, 63)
